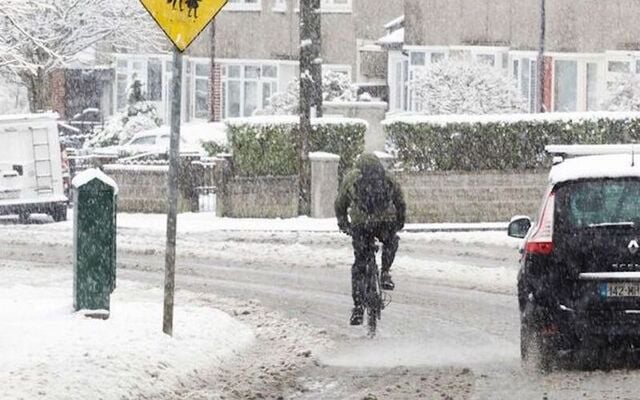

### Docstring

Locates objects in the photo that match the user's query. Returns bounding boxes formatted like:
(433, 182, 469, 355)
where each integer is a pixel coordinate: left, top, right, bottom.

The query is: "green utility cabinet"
(72, 169, 118, 317)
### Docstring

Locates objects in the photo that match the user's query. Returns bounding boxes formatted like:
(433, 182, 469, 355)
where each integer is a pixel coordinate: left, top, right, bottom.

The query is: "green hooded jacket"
(334, 154, 406, 231)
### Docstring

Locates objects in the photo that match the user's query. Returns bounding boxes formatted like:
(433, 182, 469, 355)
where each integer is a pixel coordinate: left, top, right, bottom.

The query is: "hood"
(355, 153, 385, 174)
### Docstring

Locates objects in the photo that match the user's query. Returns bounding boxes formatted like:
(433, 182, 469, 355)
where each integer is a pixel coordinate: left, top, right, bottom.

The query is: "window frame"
(509, 51, 538, 113)
(225, 0, 262, 12)
(550, 52, 605, 112)
(273, 0, 286, 12)
(220, 62, 279, 118)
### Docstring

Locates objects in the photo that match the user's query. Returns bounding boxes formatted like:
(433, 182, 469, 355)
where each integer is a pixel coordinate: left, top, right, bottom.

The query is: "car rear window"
(556, 178, 640, 229)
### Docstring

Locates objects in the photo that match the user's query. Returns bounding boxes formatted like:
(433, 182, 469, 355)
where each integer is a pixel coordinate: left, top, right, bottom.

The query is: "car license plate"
(600, 282, 640, 297)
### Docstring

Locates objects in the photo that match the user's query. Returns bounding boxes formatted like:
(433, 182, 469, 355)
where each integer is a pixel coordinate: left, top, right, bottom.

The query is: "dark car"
(509, 145, 640, 370)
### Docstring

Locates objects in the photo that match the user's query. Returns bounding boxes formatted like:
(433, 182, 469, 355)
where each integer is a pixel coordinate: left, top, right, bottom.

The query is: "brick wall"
(396, 170, 549, 223)
(104, 165, 172, 213)
(221, 176, 298, 218)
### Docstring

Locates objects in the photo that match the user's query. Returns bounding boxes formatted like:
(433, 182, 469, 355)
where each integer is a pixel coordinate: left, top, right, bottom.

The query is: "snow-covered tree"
(0, 0, 163, 112)
(262, 71, 358, 115)
(603, 74, 640, 111)
(409, 59, 527, 115)
(86, 79, 161, 148)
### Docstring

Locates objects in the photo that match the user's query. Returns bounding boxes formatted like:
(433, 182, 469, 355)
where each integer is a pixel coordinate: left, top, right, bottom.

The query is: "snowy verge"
(117, 213, 508, 234)
(0, 267, 254, 400)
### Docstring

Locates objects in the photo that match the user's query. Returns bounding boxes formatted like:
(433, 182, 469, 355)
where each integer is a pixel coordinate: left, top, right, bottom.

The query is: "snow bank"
(383, 111, 640, 127)
(0, 268, 253, 400)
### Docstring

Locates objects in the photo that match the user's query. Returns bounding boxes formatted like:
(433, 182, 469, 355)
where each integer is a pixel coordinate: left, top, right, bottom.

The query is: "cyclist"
(335, 153, 406, 325)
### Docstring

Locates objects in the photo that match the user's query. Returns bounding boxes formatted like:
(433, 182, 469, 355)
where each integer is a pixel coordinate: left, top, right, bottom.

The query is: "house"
(388, 0, 640, 114)
(108, 0, 403, 124)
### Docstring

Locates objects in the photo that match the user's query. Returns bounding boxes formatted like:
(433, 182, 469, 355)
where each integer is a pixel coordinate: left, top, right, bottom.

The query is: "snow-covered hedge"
(383, 112, 640, 171)
(226, 116, 367, 177)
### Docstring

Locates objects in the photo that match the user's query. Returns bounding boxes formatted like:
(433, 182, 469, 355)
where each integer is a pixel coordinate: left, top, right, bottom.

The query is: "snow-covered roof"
(0, 112, 59, 123)
(549, 154, 640, 184)
(72, 168, 119, 194)
(546, 144, 638, 158)
(383, 111, 640, 127)
(384, 15, 404, 29)
(377, 28, 404, 45)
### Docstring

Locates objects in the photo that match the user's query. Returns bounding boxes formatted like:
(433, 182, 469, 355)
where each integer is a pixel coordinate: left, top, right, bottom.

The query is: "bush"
(86, 79, 162, 148)
(409, 59, 527, 115)
(384, 112, 640, 171)
(226, 116, 367, 178)
(261, 71, 358, 115)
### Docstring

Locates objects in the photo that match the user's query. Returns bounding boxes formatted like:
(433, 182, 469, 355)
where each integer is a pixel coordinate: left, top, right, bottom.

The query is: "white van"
(0, 113, 68, 222)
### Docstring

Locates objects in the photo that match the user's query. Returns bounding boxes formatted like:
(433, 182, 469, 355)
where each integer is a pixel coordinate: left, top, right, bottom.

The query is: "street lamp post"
(537, 0, 546, 113)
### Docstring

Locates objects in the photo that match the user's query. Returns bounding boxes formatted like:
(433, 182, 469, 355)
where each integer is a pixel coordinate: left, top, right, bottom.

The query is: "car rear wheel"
(520, 302, 556, 372)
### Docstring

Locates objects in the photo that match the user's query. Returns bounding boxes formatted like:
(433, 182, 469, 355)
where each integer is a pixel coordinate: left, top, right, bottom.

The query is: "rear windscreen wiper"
(587, 222, 636, 228)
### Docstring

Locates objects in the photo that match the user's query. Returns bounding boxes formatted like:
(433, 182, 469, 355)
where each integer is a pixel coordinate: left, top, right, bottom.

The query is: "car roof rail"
(545, 144, 637, 163)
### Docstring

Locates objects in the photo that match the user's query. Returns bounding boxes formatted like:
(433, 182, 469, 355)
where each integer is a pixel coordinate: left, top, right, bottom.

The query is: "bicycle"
(357, 241, 390, 338)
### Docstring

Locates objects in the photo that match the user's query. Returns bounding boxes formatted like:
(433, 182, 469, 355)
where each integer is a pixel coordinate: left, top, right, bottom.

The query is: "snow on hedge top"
(225, 115, 368, 128)
(550, 154, 640, 184)
(383, 111, 640, 127)
(72, 168, 118, 194)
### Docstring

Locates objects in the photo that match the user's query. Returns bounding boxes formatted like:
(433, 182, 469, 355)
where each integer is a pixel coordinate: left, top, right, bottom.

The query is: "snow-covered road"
(4, 215, 640, 399)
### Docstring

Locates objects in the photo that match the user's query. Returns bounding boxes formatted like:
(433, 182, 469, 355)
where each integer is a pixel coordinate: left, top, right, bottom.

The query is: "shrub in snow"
(261, 71, 358, 115)
(384, 112, 640, 171)
(409, 60, 527, 115)
(225, 116, 366, 178)
(603, 74, 640, 111)
(87, 80, 162, 148)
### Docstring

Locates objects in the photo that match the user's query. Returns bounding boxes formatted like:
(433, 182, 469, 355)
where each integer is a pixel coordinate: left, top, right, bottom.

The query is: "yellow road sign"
(139, 0, 228, 52)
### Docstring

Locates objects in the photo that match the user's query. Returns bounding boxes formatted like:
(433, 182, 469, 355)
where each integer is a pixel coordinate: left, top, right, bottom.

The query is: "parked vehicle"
(93, 128, 204, 158)
(0, 113, 68, 222)
(510, 144, 640, 371)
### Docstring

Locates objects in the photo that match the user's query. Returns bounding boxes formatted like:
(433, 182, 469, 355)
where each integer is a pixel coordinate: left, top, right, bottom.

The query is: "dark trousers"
(351, 223, 399, 307)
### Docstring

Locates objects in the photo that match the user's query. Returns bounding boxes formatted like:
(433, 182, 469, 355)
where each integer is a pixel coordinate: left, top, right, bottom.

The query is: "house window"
(322, 0, 351, 12)
(511, 56, 537, 112)
(431, 52, 445, 63)
(608, 61, 630, 73)
(554, 60, 578, 112)
(586, 62, 599, 111)
(410, 52, 426, 66)
(273, 0, 286, 12)
(226, 0, 261, 11)
(476, 54, 496, 67)
(147, 60, 163, 102)
(295, 0, 351, 13)
(222, 63, 278, 118)
(193, 62, 210, 119)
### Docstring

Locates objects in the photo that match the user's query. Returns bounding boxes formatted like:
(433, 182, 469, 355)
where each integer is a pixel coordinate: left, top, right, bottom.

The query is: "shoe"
(381, 271, 395, 291)
(350, 306, 364, 325)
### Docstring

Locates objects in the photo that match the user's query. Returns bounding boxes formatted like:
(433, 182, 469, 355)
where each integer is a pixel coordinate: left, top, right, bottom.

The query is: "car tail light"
(526, 192, 555, 255)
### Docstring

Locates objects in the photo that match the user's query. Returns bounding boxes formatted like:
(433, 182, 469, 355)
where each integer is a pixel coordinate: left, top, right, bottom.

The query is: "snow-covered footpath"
(0, 266, 254, 400)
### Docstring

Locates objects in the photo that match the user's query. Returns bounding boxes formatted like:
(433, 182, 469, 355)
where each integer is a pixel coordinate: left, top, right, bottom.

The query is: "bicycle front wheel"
(366, 266, 381, 338)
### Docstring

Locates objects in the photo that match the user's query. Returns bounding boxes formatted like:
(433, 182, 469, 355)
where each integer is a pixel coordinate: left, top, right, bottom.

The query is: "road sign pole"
(163, 48, 183, 336)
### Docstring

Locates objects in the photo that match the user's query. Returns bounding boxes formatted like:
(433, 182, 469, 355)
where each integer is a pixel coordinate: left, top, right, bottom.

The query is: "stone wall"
(396, 170, 548, 223)
(221, 175, 298, 219)
(103, 165, 171, 213)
